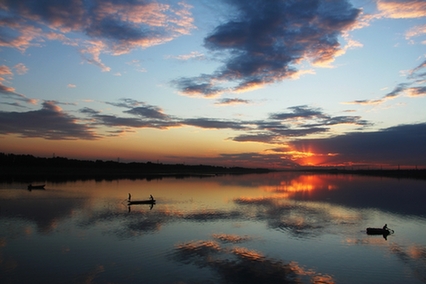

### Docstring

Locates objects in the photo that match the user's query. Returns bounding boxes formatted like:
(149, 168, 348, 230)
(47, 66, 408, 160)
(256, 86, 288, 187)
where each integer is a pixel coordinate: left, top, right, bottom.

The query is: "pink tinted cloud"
(377, 0, 426, 19)
(0, 0, 195, 70)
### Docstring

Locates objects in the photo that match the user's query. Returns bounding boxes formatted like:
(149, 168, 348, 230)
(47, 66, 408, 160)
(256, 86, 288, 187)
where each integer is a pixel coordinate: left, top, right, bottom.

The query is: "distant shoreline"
(2, 167, 425, 183)
(1, 153, 425, 182)
(0, 166, 272, 182)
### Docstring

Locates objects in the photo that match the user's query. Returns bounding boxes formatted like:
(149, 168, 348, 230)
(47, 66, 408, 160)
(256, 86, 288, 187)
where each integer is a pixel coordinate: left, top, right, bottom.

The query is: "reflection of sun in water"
(260, 175, 337, 195)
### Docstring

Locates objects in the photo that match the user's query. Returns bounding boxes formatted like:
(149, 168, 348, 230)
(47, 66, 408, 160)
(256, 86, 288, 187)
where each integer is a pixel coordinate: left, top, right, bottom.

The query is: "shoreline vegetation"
(1, 153, 425, 182)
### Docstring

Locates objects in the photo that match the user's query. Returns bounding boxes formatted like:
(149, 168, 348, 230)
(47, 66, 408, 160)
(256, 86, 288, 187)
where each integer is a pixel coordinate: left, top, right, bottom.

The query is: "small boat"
(28, 184, 45, 190)
(366, 224, 394, 238)
(127, 193, 155, 205)
(128, 199, 156, 205)
(366, 228, 391, 235)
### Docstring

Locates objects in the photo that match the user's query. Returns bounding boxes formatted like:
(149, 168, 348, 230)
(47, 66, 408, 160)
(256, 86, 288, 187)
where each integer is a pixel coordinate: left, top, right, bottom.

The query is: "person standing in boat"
(150, 194, 154, 201)
(383, 224, 387, 230)
(128, 193, 131, 201)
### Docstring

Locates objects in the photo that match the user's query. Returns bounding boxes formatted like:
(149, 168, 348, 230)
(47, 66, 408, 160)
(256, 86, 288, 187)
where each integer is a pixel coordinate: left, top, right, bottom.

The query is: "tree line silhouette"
(0, 153, 271, 181)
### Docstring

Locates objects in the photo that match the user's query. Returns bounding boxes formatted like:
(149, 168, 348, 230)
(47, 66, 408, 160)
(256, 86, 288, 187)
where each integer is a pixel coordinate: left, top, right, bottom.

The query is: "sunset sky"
(1, 0, 425, 169)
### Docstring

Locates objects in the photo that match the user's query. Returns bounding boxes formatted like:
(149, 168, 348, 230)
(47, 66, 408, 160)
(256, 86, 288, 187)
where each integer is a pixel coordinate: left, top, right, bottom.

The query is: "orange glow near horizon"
(260, 175, 337, 196)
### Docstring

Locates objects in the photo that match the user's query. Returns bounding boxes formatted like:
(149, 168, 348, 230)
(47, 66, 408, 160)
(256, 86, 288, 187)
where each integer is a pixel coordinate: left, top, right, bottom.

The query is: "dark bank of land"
(0, 153, 271, 182)
(1, 153, 425, 182)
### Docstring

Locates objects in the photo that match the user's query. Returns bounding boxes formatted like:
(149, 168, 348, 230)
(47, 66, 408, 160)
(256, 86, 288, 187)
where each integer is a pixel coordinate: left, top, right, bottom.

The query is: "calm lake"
(1, 172, 425, 283)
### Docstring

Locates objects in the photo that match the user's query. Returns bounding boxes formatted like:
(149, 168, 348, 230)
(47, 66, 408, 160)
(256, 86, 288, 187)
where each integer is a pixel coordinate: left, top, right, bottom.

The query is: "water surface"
(1, 172, 425, 283)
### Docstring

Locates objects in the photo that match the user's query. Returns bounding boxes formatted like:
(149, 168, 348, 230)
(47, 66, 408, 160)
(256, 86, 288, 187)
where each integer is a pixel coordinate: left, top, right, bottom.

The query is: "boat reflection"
(127, 193, 156, 211)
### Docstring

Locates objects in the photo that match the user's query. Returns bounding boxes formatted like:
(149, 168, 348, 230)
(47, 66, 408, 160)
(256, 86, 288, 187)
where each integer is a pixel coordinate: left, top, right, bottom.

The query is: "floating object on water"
(127, 193, 156, 205)
(366, 224, 394, 240)
(28, 184, 45, 190)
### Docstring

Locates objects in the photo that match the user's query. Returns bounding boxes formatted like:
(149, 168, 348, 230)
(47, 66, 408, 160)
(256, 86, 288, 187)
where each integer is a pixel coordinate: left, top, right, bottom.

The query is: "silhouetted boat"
(127, 193, 155, 205)
(366, 228, 390, 234)
(128, 199, 156, 205)
(28, 184, 45, 190)
(366, 224, 394, 235)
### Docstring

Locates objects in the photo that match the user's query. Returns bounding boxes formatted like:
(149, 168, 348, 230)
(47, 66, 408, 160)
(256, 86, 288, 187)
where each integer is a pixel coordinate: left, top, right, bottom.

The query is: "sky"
(1, 0, 426, 169)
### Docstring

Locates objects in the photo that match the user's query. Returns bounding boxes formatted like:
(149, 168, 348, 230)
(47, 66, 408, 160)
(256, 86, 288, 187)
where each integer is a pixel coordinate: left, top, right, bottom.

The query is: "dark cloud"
(87, 113, 179, 129)
(232, 133, 278, 143)
(289, 123, 426, 166)
(384, 83, 411, 99)
(171, 75, 224, 97)
(80, 99, 178, 129)
(174, 0, 360, 96)
(231, 105, 370, 143)
(270, 105, 327, 120)
(215, 98, 251, 105)
(269, 106, 370, 127)
(182, 118, 247, 130)
(0, 101, 99, 140)
(124, 106, 169, 120)
(79, 107, 100, 115)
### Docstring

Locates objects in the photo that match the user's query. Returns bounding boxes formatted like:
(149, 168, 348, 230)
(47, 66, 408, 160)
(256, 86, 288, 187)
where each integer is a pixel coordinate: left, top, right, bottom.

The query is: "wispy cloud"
(13, 63, 28, 75)
(377, 0, 426, 19)
(173, 0, 361, 97)
(345, 60, 426, 105)
(165, 51, 205, 61)
(0, 0, 195, 70)
(214, 98, 251, 106)
(0, 65, 37, 105)
(1, 97, 370, 145)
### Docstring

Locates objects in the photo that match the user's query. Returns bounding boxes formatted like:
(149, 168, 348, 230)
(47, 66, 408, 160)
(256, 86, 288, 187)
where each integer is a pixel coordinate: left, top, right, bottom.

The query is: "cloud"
(182, 118, 247, 130)
(346, 60, 426, 105)
(82, 99, 180, 130)
(288, 123, 426, 166)
(124, 106, 170, 120)
(173, 238, 335, 283)
(67, 84, 76, 88)
(172, 75, 226, 97)
(166, 51, 205, 61)
(269, 106, 327, 121)
(0, 100, 98, 140)
(406, 24, 426, 39)
(406, 86, 426, 97)
(0, 0, 195, 70)
(0, 65, 37, 105)
(377, 0, 426, 19)
(173, 0, 361, 97)
(214, 98, 251, 106)
(13, 63, 28, 75)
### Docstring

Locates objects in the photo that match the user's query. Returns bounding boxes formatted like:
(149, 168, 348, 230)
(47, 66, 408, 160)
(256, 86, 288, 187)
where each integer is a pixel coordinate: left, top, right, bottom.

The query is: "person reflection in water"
(383, 224, 388, 240)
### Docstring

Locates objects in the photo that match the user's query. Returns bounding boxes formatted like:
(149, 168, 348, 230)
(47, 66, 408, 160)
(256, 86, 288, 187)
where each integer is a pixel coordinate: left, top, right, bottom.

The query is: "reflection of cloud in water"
(0, 197, 87, 234)
(74, 265, 105, 284)
(212, 233, 251, 244)
(235, 195, 364, 239)
(172, 237, 334, 284)
(76, 194, 361, 241)
(78, 207, 246, 238)
(184, 209, 242, 221)
(389, 243, 426, 283)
